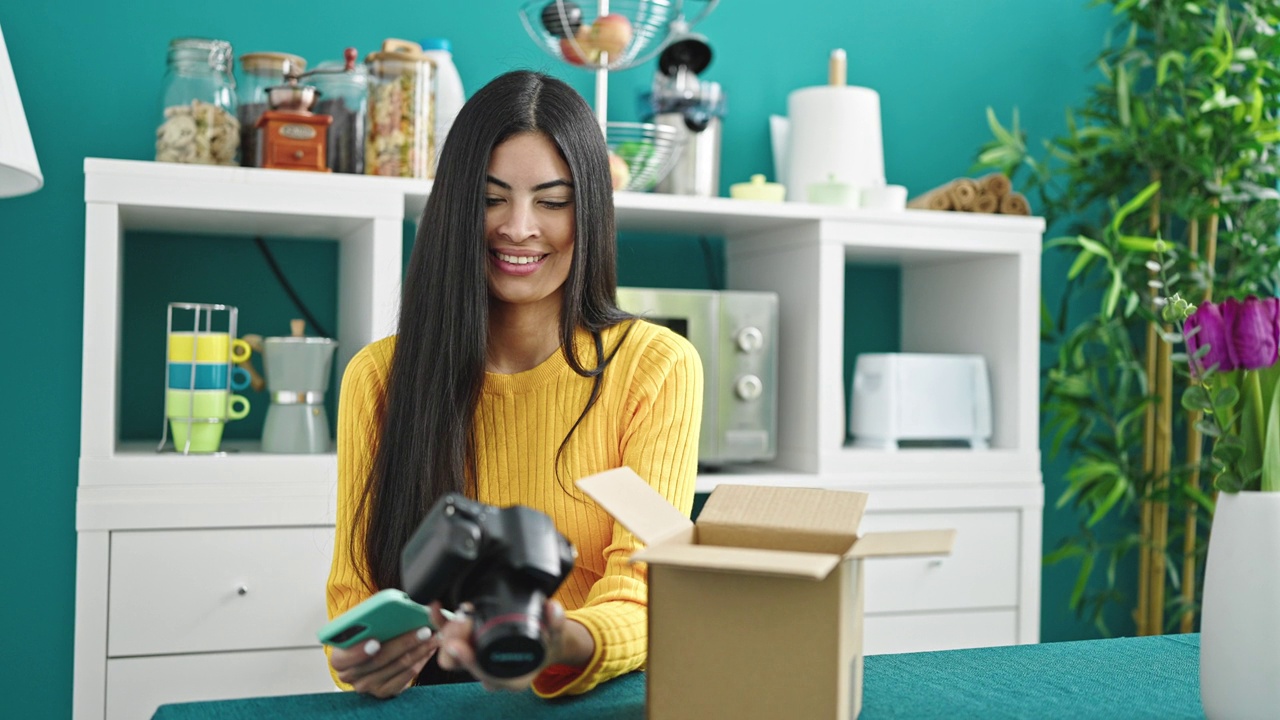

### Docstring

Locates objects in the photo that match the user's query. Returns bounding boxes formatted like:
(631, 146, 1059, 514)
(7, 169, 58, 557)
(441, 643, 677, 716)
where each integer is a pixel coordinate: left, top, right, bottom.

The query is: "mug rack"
(159, 301, 241, 455)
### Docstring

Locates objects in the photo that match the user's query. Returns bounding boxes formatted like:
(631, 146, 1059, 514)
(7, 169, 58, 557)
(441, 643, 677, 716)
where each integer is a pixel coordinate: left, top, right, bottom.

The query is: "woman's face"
(484, 132, 576, 314)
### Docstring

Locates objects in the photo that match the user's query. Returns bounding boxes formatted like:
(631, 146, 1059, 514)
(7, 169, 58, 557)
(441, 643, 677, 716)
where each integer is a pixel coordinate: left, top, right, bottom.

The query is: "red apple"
(608, 151, 631, 191)
(560, 26, 600, 65)
(589, 14, 633, 57)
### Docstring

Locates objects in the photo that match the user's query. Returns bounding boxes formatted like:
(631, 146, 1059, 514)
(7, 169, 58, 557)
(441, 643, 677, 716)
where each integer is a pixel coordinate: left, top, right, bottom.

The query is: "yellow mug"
(169, 332, 252, 363)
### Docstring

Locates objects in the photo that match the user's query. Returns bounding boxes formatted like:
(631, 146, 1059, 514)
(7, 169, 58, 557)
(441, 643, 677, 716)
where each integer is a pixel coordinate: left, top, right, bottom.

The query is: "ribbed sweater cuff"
(532, 604, 645, 698)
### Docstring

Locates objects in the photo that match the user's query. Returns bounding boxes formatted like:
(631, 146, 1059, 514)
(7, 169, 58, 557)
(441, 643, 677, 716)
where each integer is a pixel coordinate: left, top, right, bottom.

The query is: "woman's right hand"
(330, 626, 438, 698)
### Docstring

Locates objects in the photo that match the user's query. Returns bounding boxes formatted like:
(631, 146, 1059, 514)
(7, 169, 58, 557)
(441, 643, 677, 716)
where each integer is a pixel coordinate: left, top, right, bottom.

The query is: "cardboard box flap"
(634, 542, 842, 580)
(696, 484, 869, 554)
(847, 530, 957, 558)
(576, 467, 694, 547)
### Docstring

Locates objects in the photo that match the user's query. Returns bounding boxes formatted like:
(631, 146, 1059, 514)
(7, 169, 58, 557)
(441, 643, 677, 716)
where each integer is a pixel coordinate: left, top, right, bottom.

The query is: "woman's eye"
(484, 196, 503, 206)
(541, 200, 571, 209)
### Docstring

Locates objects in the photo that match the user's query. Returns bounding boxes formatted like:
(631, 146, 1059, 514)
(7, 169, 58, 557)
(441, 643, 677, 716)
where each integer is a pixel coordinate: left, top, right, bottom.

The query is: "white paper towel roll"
(786, 86, 884, 202)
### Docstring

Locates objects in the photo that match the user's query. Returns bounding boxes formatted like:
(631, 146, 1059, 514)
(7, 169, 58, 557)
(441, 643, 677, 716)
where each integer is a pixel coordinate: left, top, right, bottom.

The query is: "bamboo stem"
(1149, 330, 1173, 635)
(1137, 177, 1162, 636)
(1181, 219, 1202, 634)
(1139, 318, 1157, 636)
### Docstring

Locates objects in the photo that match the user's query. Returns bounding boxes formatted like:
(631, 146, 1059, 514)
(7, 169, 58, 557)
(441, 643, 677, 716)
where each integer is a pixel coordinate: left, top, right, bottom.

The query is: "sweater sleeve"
(324, 343, 388, 689)
(532, 330, 703, 697)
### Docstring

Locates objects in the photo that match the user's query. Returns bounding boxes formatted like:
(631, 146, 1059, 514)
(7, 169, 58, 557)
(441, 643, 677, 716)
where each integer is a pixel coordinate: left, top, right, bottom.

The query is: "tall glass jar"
(311, 56, 367, 174)
(365, 40, 436, 178)
(155, 38, 240, 166)
(237, 52, 306, 167)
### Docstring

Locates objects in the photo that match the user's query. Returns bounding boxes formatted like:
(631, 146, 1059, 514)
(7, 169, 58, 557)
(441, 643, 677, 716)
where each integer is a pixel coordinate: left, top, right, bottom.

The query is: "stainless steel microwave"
(615, 287, 778, 466)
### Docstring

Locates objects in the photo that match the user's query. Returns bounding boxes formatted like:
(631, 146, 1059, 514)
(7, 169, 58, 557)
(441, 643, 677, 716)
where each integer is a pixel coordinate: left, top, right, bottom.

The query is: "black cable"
(253, 236, 333, 338)
(698, 235, 724, 290)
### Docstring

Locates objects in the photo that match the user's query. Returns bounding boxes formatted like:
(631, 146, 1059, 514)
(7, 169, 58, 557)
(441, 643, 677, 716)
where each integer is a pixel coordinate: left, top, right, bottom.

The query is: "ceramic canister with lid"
(155, 37, 240, 166)
(364, 39, 436, 179)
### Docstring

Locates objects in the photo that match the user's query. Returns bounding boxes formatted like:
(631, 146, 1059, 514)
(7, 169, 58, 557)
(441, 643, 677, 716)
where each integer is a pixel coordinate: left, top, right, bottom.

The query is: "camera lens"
(470, 576, 549, 678)
(475, 619, 546, 678)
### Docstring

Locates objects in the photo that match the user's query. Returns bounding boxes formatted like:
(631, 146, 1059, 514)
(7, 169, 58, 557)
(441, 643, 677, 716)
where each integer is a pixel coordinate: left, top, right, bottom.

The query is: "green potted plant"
(1170, 294, 1280, 718)
(974, 0, 1280, 643)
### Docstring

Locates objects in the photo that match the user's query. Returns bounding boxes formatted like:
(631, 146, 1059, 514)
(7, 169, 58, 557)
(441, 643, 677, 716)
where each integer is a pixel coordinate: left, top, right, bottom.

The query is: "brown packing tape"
(978, 172, 1012, 198)
(1000, 191, 1031, 215)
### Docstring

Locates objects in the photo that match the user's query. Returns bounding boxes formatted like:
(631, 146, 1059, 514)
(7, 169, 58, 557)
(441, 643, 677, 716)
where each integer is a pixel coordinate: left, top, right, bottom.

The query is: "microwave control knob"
(735, 374, 764, 401)
(735, 326, 764, 353)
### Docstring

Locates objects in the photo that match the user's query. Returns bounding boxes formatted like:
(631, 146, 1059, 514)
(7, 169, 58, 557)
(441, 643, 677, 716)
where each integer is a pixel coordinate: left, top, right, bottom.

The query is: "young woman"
(325, 70, 702, 699)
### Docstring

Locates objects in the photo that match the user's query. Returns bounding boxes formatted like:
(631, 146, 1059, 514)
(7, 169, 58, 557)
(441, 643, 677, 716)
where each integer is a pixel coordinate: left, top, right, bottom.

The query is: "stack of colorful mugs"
(167, 331, 253, 453)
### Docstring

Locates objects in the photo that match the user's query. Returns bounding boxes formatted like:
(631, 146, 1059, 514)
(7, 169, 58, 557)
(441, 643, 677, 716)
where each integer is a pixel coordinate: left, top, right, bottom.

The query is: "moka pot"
(261, 336, 337, 453)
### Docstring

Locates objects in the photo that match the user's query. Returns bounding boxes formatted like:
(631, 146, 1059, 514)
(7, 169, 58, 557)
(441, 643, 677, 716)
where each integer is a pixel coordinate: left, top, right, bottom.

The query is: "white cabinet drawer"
(862, 609, 1019, 655)
(106, 647, 336, 720)
(858, 510, 1020, 613)
(108, 526, 334, 656)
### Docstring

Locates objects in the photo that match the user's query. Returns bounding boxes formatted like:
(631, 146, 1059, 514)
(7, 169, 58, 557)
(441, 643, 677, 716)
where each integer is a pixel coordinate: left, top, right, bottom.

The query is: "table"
(152, 634, 1205, 719)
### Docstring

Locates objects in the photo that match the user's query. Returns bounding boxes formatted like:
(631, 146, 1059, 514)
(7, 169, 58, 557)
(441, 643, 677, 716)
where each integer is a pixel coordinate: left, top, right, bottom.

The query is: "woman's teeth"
(496, 252, 544, 265)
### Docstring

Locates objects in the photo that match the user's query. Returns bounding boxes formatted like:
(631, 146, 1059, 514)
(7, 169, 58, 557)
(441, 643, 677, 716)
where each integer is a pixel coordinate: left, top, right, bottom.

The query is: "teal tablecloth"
(153, 634, 1204, 719)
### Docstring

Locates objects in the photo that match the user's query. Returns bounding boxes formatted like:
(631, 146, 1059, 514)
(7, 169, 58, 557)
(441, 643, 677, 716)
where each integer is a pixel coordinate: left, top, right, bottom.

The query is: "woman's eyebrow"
(486, 175, 573, 191)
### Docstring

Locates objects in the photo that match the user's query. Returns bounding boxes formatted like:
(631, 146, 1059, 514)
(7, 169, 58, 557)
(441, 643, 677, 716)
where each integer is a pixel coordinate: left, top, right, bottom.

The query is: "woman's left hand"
(431, 599, 580, 691)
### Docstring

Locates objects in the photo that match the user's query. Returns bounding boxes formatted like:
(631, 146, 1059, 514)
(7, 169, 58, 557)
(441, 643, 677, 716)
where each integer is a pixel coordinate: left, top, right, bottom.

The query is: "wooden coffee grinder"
(256, 51, 356, 172)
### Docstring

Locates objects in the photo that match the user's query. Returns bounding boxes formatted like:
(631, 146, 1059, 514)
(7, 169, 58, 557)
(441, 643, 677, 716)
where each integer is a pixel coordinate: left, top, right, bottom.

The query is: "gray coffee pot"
(261, 320, 337, 453)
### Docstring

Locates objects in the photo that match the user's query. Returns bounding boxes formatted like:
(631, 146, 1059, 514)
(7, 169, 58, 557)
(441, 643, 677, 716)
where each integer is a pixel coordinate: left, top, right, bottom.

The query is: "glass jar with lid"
(310, 49, 367, 174)
(155, 38, 240, 166)
(237, 52, 307, 167)
(365, 39, 436, 178)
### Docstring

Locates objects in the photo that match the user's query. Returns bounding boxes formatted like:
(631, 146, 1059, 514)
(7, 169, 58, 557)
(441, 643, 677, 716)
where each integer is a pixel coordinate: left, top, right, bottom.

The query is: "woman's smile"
(490, 250, 550, 275)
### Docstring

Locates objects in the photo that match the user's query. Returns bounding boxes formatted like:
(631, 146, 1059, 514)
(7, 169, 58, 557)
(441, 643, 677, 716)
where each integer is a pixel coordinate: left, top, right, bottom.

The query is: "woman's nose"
(496, 202, 539, 242)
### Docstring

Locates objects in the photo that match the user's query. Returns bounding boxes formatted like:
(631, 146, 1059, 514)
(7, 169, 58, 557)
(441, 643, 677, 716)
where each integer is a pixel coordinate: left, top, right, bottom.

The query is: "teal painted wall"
(0, 1, 1115, 714)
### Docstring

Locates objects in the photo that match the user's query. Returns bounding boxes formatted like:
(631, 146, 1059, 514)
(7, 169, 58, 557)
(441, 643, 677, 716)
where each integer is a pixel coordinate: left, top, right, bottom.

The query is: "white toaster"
(849, 353, 991, 450)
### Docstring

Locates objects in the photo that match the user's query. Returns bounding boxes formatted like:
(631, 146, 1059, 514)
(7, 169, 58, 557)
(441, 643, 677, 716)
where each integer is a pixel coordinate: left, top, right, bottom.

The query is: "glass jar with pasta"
(364, 39, 436, 179)
(155, 37, 240, 166)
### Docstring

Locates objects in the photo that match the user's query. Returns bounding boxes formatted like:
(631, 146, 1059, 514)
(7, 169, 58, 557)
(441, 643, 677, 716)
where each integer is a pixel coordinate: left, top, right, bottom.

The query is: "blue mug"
(168, 362, 251, 391)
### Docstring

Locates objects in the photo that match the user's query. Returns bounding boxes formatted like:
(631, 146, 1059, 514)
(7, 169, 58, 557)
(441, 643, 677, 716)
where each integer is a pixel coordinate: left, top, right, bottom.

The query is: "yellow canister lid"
(730, 174, 787, 202)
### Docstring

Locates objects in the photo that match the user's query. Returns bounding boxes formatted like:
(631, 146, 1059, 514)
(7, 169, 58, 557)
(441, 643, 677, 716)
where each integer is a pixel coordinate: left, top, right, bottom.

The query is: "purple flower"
(1185, 301, 1234, 376)
(1185, 296, 1280, 376)
(1223, 296, 1280, 370)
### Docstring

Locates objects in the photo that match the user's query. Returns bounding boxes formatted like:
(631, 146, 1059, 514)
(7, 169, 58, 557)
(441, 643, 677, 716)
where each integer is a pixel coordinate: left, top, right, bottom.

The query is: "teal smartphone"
(317, 589, 434, 648)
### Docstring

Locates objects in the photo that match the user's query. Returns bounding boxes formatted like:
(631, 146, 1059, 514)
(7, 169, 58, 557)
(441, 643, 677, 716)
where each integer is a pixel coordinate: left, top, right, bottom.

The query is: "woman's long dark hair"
(353, 71, 634, 592)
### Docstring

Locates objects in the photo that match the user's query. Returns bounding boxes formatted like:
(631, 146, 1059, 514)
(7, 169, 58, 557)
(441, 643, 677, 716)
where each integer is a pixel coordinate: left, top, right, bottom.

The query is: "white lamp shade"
(0, 23, 42, 198)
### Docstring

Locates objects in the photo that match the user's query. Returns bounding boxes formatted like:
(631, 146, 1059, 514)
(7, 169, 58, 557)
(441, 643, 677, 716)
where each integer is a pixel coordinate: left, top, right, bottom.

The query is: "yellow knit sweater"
(326, 320, 702, 697)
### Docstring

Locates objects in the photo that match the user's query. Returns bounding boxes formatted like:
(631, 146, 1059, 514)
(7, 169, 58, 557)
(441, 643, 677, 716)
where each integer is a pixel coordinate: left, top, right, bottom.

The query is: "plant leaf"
(1109, 182, 1161, 234)
(1183, 385, 1213, 411)
(1088, 478, 1128, 527)
(1262, 373, 1280, 491)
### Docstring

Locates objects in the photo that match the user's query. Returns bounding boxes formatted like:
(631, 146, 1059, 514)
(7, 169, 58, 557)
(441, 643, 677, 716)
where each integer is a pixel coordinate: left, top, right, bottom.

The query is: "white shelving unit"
(75, 159, 1045, 719)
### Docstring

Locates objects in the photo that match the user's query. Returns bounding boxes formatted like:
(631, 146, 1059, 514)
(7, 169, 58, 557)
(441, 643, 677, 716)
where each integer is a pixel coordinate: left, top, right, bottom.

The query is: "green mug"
(166, 390, 250, 453)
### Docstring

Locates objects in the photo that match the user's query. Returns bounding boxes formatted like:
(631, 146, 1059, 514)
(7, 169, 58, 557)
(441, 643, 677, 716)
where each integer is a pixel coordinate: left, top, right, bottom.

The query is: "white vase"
(1200, 490, 1280, 720)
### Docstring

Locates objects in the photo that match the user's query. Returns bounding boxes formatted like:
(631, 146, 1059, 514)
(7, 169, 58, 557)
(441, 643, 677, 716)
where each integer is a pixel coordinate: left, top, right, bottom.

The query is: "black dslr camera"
(400, 494, 577, 678)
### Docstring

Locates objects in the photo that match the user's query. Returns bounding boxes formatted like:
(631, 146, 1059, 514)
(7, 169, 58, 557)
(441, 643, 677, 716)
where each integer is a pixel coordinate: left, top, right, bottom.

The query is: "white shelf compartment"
(81, 159, 408, 462)
(723, 203, 1043, 478)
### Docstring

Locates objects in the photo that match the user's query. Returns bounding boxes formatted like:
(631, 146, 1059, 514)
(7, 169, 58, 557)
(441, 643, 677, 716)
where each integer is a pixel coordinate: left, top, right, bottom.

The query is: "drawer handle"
(927, 559, 944, 568)
(237, 585, 249, 596)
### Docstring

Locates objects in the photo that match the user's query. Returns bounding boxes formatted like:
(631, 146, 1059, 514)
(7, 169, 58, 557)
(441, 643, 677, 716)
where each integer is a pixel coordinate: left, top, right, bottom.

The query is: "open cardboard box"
(578, 467, 956, 720)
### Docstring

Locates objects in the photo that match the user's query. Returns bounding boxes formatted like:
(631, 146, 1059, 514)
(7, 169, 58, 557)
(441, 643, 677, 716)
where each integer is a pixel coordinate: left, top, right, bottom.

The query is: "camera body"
(400, 493, 577, 678)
